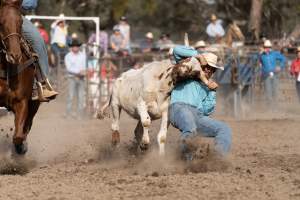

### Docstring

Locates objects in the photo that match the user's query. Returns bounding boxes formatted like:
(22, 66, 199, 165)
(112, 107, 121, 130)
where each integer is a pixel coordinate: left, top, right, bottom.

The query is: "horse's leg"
(137, 98, 151, 150)
(23, 100, 40, 135)
(12, 99, 29, 155)
(111, 103, 121, 147)
(157, 110, 170, 156)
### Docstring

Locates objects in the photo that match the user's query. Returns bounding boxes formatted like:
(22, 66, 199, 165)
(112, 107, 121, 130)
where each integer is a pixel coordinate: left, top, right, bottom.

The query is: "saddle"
(0, 37, 53, 101)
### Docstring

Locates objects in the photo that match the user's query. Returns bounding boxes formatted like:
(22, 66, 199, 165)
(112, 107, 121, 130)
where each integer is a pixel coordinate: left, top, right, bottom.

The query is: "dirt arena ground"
(0, 99, 300, 200)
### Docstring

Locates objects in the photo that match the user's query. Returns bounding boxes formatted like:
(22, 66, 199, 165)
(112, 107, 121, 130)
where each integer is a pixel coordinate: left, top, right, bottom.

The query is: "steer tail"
(96, 94, 112, 120)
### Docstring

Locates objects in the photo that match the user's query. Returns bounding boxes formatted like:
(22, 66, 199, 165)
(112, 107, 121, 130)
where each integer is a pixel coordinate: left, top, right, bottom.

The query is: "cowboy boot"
(41, 78, 59, 100)
(32, 82, 49, 102)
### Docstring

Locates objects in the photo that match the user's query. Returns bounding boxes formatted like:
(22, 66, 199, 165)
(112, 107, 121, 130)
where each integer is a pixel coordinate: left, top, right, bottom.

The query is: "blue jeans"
(296, 81, 300, 102)
(66, 76, 85, 117)
(263, 75, 278, 104)
(22, 17, 49, 75)
(169, 102, 232, 155)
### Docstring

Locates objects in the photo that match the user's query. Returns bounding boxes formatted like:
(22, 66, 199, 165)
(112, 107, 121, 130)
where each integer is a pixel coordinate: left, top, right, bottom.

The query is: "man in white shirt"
(64, 39, 86, 118)
(206, 14, 225, 43)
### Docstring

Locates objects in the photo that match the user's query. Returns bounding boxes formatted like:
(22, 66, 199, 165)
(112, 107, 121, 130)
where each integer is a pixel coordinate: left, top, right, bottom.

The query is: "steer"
(97, 57, 208, 155)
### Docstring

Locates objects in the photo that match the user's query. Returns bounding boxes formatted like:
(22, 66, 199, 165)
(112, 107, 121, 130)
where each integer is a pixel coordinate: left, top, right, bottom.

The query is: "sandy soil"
(0, 99, 300, 200)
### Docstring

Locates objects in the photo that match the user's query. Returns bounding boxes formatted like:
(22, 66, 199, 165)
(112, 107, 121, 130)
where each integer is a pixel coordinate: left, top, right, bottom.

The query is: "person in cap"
(259, 39, 286, 107)
(290, 47, 300, 102)
(140, 32, 154, 53)
(34, 21, 49, 44)
(64, 39, 86, 119)
(194, 40, 207, 53)
(50, 14, 68, 57)
(206, 14, 225, 43)
(20, 0, 58, 101)
(110, 26, 125, 54)
(117, 16, 131, 52)
(169, 45, 231, 161)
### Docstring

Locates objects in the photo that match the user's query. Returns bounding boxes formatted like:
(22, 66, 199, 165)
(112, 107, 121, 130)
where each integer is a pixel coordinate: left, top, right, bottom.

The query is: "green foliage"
(34, 0, 300, 41)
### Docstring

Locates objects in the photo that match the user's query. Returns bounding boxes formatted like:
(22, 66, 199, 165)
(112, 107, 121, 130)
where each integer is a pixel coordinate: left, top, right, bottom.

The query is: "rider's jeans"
(66, 76, 85, 117)
(169, 102, 232, 156)
(263, 74, 279, 107)
(22, 17, 49, 76)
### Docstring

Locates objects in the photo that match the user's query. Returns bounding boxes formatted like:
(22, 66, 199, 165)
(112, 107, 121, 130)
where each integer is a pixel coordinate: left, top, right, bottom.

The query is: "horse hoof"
(140, 143, 149, 151)
(14, 142, 28, 155)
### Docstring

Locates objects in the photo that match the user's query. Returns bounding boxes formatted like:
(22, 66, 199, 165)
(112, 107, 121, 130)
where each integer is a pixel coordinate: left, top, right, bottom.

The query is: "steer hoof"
(14, 142, 28, 155)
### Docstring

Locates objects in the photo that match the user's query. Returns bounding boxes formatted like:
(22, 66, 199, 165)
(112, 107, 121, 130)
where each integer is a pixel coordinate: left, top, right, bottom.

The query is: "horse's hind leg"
(12, 99, 29, 155)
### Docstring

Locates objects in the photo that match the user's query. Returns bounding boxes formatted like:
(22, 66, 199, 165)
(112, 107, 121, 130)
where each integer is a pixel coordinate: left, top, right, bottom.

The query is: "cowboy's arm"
(275, 51, 286, 69)
(173, 45, 198, 63)
(202, 90, 217, 116)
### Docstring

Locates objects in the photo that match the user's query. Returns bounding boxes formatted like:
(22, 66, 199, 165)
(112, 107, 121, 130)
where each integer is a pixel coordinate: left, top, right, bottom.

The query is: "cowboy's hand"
(196, 54, 208, 66)
(207, 80, 219, 90)
(275, 66, 281, 72)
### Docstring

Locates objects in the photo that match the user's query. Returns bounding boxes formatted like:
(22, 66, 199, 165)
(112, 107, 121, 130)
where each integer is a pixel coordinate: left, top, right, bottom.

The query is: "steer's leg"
(137, 98, 151, 150)
(111, 103, 121, 147)
(157, 110, 169, 156)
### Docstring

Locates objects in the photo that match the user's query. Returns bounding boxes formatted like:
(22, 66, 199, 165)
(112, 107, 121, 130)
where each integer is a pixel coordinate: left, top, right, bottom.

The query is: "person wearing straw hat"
(194, 40, 207, 54)
(50, 14, 68, 57)
(64, 39, 86, 119)
(140, 32, 154, 53)
(169, 45, 231, 161)
(206, 14, 225, 43)
(259, 39, 286, 107)
(290, 47, 300, 102)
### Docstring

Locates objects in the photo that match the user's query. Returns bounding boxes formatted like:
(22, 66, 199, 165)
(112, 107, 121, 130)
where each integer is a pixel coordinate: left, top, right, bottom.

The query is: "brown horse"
(0, 0, 40, 155)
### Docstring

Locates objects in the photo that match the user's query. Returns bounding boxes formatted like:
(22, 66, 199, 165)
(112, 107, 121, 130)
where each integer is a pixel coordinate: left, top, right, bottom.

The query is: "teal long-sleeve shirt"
(170, 79, 216, 116)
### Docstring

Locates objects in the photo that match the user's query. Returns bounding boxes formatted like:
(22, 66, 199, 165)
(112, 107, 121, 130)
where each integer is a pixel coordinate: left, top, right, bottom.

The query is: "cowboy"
(140, 32, 154, 53)
(169, 45, 231, 160)
(259, 40, 286, 107)
(290, 47, 300, 102)
(64, 39, 86, 119)
(21, 0, 58, 101)
(50, 15, 68, 57)
(194, 40, 207, 53)
(206, 14, 225, 43)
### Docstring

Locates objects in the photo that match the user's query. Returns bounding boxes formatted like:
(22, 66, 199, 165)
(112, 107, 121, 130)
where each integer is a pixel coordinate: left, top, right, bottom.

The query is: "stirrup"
(44, 78, 54, 91)
(36, 82, 50, 102)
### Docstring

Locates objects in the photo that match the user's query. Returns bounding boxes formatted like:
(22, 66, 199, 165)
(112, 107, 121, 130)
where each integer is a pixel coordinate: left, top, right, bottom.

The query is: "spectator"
(88, 25, 109, 56)
(34, 21, 49, 44)
(290, 47, 300, 102)
(64, 39, 86, 119)
(259, 39, 286, 108)
(100, 54, 118, 102)
(156, 33, 174, 50)
(110, 26, 125, 54)
(140, 32, 154, 53)
(51, 16, 68, 57)
(194, 40, 207, 53)
(206, 14, 225, 43)
(117, 16, 131, 52)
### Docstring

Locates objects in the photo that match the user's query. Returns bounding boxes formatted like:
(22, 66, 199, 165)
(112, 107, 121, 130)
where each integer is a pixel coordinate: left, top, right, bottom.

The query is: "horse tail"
(96, 93, 112, 120)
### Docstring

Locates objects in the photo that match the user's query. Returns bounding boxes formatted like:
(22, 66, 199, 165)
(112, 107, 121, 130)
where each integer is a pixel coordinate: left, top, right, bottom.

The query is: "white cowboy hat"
(145, 32, 153, 39)
(297, 46, 300, 52)
(202, 52, 223, 70)
(194, 40, 206, 48)
(263, 40, 272, 47)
